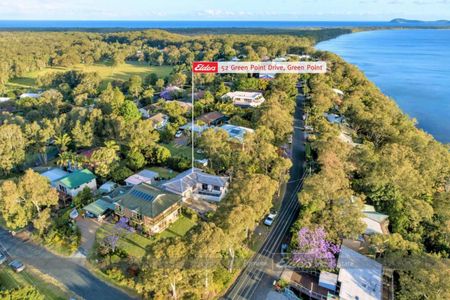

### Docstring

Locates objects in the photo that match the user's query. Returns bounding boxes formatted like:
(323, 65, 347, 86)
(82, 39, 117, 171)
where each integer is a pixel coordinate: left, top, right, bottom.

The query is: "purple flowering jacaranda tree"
(292, 227, 340, 269)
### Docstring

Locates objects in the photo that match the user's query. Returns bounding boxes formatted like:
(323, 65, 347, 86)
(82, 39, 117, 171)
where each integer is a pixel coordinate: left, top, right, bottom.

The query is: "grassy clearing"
(0, 267, 73, 300)
(7, 61, 173, 89)
(95, 215, 197, 259)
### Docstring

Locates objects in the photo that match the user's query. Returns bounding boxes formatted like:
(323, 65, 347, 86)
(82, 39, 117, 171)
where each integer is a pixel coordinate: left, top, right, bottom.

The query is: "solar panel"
(230, 129, 241, 135)
(131, 190, 154, 202)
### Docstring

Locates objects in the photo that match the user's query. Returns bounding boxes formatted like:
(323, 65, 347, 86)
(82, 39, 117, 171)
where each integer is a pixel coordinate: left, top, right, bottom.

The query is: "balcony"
(194, 190, 225, 202)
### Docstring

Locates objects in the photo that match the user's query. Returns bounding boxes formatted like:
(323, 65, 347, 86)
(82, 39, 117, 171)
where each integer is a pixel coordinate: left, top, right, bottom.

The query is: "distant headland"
(390, 18, 450, 24)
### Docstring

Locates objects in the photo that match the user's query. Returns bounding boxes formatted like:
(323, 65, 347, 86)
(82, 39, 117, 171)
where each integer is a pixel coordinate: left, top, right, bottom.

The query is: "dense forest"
(295, 51, 450, 299)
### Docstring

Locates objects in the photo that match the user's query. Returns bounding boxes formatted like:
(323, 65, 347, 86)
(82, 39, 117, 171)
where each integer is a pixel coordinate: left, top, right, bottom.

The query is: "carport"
(83, 199, 115, 217)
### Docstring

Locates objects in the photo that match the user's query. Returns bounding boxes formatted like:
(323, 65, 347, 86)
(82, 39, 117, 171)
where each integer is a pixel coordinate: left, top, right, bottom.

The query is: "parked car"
(264, 212, 277, 226)
(0, 253, 7, 264)
(287, 135, 293, 144)
(280, 243, 288, 257)
(9, 260, 25, 272)
(85, 211, 95, 218)
(175, 130, 183, 138)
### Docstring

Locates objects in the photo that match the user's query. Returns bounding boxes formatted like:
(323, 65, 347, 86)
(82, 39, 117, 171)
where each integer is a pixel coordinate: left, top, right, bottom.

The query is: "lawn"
(0, 267, 72, 299)
(7, 61, 173, 89)
(147, 166, 179, 179)
(95, 215, 197, 259)
(158, 215, 197, 239)
(162, 142, 206, 160)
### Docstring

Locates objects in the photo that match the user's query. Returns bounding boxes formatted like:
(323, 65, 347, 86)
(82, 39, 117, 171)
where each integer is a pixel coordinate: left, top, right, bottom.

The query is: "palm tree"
(57, 151, 75, 169)
(55, 133, 71, 153)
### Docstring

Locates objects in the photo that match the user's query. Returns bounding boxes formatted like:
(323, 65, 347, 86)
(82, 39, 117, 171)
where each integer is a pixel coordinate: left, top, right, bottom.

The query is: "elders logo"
(193, 62, 218, 73)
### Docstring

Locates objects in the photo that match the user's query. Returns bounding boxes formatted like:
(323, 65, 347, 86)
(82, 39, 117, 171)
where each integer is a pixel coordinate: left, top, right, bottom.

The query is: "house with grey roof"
(162, 168, 229, 202)
(113, 183, 181, 234)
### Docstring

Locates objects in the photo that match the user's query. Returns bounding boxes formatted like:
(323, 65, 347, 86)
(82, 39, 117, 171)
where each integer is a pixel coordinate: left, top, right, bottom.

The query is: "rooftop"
(114, 183, 181, 219)
(162, 168, 229, 195)
(222, 91, 264, 100)
(83, 199, 115, 216)
(148, 112, 168, 124)
(41, 168, 69, 183)
(337, 245, 383, 300)
(197, 111, 226, 125)
(125, 169, 159, 185)
(58, 169, 96, 189)
(219, 124, 254, 143)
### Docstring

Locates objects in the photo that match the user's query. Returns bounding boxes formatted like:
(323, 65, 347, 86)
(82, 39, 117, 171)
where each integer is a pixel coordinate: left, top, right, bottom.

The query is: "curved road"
(223, 87, 306, 300)
(0, 229, 135, 300)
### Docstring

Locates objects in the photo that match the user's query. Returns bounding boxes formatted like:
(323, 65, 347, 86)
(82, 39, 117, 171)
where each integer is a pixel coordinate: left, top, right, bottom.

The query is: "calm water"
(317, 29, 450, 143)
(0, 20, 448, 29)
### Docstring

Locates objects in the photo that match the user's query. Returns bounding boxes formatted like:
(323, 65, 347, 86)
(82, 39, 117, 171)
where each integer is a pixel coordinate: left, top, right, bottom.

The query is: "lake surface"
(0, 20, 448, 29)
(317, 29, 450, 143)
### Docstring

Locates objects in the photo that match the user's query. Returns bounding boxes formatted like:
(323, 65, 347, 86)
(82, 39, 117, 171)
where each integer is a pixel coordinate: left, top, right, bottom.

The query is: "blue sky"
(0, 0, 449, 21)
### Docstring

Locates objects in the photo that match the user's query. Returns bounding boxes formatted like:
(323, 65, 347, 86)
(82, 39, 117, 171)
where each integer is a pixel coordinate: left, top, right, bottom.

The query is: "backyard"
(163, 142, 206, 160)
(95, 214, 197, 259)
(7, 61, 173, 90)
(147, 166, 179, 179)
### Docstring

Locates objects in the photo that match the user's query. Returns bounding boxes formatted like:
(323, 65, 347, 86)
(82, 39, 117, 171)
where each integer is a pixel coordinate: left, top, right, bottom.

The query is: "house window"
(202, 183, 208, 190)
(213, 185, 221, 191)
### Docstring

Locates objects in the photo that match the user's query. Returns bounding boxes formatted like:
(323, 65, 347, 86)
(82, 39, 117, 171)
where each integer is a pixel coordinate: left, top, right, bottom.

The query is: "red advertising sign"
(192, 61, 219, 73)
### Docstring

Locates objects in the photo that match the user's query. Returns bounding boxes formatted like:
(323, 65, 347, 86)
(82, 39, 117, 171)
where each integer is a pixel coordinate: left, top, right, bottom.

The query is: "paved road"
(0, 229, 135, 300)
(223, 88, 306, 300)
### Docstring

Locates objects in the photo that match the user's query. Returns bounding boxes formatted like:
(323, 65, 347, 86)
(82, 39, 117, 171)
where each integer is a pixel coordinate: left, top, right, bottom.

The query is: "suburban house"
(56, 169, 97, 198)
(148, 113, 169, 129)
(139, 108, 150, 119)
(219, 124, 255, 143)
(179, 122, 209, 135)
(280, 245, 385, 300)
(259, 74, 275, 80)
(324, 113, 345, 125)
(337, 245, 383, 300)
(221, 91, 266, 107)
(0, 97, 11, 103)
(19, 92, 41, 99)
(162, 168, 229, 202)
(362, 205, 390, 235)
(197, 111, 228, 127)
(125, 169, 159, 186)
(98, 181, 117, 194)
(160, 86, 184, 100)
(41, 167, 69, 187)
(165, 100, 193, 111)
(113, 183, 182, 234)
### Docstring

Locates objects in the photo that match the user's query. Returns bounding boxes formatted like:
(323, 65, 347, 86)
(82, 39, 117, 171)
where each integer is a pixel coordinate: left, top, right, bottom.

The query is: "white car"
(287, 135, 293, 144)
(175, 130, 183, 138)
(9, 260, 25, 272)
(264, 213, 277, 226)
